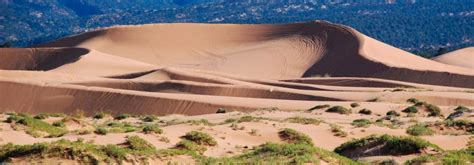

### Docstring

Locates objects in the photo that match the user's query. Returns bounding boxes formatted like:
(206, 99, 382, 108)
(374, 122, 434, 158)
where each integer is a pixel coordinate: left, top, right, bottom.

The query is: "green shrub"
(406, 124, 434, 136)
(175, 140, 207, 154)
(114, 113, 130, 120)
(5, 115, 21, 123)
(402, 106, 418, 113)
(216, 108, 227, 114)
(93, 112, 106, 119)
(224, 118, 237, 123)
(33, 113, 48, 120)
(181, 131, 217, 146)
(350, 103, 360, 108)
(15, 116, 67, 137)
(285, 117, 321, 125)
(278, 128, 314, 145)
(95, 127, 108, 135)
(405, 149, 474, 165)
(330, 124, 348, 137)
(386, 110, 400, 116)
(142, 124, 163, 134)
(454, 106, 472, 113)
(358, 109, 372, 115)
(238, 116, 260, 123)
(308, 104, 331, 111)
(103, 144, 128, 161)
(407, 98, 420, 104)
(426, 104, 442, 117)
(141, 115, 158, 122)
(334, 134, 441, 157)
(214, 142, 361, 165)
(351, 119, 372, 128)
(52, 121, 65, 127)
(326, 106, 351, 114)
(125, 135, 156, 153)
(187, 119, 215, 126)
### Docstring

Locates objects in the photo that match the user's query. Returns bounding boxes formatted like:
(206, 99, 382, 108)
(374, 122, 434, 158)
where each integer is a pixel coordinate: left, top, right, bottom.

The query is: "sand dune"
(433, 47, 474, 69)
(0, 21, 473, 115)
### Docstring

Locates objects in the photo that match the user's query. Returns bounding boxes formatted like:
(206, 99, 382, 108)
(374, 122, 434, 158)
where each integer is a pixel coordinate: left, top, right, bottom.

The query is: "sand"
(433, 47, 474, 69)
(0, 21, 473, 164)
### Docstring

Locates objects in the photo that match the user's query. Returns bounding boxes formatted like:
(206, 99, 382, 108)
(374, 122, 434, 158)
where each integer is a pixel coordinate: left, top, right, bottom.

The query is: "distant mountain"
(1, 0, 473, 57)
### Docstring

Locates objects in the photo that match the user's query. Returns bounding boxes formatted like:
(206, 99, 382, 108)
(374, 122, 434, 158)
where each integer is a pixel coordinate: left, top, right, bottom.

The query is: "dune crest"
(432, 47, 474, 69)
(1, 21, 473, 115)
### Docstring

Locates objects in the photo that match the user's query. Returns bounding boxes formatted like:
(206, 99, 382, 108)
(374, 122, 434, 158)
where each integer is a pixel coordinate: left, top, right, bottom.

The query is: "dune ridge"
(1, 21, 473, 115)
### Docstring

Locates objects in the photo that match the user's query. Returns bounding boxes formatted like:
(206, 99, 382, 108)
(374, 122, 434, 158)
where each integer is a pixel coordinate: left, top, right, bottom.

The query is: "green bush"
(386, 110, 400, 116)
(142, 124, 163, 134)
(238, 116, 260, 123)
(278, 128, 314, 145)
(402, 106, 418, 113)
(114, 113, 130, 120)
(407, 98, 420, 104)
(93, 112, 106, 119)
(326, 106, 351, 114)
(52, 121, 65, 127)
(222, 142, 362, 165)
(350, 103, 360, 108)
(308, 104, 331, 111)
(285, 117, 321, 125)
(95, 127, 108, 135)
(426, 104, 442, 117)
(406, 124, 434, 136)
(351, 119, 372, 128)
(5, 115, 21, 123)
(125, 135, 156, 153)
(175, 140, 207, 154)
(181, 131, 217, 146)
(330, 124, 348, 137)
(33, 113, 48, 120)
(454, 106, 472, 113)
(334, 134, 441, 157)
(15, 116, 67, 137)
(141, 115, 158, 122)
(358, 109, 372, 115)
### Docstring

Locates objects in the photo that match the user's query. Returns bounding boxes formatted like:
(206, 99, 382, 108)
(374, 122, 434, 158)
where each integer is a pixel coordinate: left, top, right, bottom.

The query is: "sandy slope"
(1, 21, 473, 115)
(433, 47, 474, 69)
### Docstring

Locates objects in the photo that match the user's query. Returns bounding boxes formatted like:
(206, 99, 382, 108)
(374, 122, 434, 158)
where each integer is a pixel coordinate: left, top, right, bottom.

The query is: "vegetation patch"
(406, 123, 434, 136)
(425, 104, 442, 117)
(114, 113, 130, 120)
(140, 115, 158, 122)
(430, 120, 474, 135)
(181, 131, 217, 146)
(93, 112, 106, 119)
(203, 142, 360, 165)
(402, 106, 418, 113)
(351, 119, 372, 128)
(284, 117, 321, 125)
(350, 103, 360, 108)
(278, 128, 313, 145)
(330, 124, 348, 137)
(237, 116, 262, 123)
(334, 134, 442, 159)
(308, 104, 330, 111)
(0, 136, 159, 164)
(386, 110, 400, 117)
(358, 109, 372, 115)
(142, 124, 163, 134)
(326, 106, 351, 114)
(405, 148, 473, 165)
(7, 115, 67, 138)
